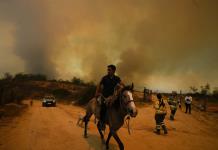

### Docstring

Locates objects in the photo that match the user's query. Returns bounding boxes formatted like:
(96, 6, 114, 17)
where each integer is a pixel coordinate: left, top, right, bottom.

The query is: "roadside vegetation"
(0, 73, 96, 106)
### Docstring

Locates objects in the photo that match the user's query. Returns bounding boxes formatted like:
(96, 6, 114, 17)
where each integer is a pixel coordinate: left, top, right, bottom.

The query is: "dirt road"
(0, 100, 218, 150)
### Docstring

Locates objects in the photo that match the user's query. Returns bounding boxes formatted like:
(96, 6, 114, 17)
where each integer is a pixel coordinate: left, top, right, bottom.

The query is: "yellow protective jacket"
(154, 99, 167, 115)
(168, 98, 177, 110)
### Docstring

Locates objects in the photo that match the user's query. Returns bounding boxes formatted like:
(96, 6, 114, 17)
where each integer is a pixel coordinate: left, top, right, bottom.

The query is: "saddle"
(96, 95, 116, 106)
(94, 95, 115, 119)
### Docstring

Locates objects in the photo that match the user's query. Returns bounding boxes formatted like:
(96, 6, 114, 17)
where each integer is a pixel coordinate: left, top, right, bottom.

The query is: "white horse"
(83, 84, 138, 150)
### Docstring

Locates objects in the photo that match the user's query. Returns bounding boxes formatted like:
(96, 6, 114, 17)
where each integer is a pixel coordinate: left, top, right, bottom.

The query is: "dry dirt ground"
(0, 100, 218, 150)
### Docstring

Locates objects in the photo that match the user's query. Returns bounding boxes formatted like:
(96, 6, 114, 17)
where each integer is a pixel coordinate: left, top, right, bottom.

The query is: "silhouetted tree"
(190, 86, 198, 94)
(71, 77, 84, 85)
(14, 73, 47, 81)
(200, 83, 210, 95)
(3, 73, 13, 81)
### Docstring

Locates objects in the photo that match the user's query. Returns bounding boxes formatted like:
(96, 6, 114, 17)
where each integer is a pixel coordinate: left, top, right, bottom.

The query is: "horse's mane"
(113, 97, 121, 110)
(121, 85, 133, 93)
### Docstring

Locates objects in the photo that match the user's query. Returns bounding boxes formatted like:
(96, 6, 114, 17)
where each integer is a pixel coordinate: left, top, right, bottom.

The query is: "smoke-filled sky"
(0, 0, 218, 92)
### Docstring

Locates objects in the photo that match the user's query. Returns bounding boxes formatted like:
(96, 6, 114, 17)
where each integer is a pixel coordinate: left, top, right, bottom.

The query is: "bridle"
(119, 90, 135, 135)
(123, 98, 134, 106)
(119, 90, 135, 112)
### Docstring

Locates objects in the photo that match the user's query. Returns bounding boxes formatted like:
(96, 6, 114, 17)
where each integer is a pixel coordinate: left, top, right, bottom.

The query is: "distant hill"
(0, 75, 96, 106)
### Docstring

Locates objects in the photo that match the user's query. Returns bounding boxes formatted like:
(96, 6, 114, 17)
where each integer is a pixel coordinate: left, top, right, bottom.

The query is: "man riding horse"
(83, 65, 137, 149)
(95, 64, 125, 130)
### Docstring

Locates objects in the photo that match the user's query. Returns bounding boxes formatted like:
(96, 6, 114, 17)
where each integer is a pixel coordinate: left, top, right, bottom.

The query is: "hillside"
(0, 79, 96, 106)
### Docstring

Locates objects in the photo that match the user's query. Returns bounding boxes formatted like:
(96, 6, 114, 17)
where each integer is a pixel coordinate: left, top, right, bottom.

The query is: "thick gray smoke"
(0, 0, 218, 91)
(116, 0, 218, 90)
(0, 1, 58, 76)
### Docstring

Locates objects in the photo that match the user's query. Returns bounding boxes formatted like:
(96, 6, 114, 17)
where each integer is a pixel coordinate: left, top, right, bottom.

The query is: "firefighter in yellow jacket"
(168, 94, 178, 120)
(154, 93, 168, 134)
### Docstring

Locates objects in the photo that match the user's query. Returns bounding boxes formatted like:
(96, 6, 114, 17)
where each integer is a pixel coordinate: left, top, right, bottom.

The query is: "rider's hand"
(95, 93, 101, 98)
(105, 96, 113, 107)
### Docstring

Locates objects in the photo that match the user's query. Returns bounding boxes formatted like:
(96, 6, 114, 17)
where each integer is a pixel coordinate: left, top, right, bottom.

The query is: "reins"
(100, 86, 134, 135)
(125, 115, 131, 135)
(118, 90, 133, 135)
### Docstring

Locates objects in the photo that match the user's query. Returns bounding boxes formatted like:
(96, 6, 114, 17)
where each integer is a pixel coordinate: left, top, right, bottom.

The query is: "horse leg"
(111, 129, 124, 150)
(106, 131, 112, 150)
(83, 113, 92, 138)
(97, 121, 105, 143)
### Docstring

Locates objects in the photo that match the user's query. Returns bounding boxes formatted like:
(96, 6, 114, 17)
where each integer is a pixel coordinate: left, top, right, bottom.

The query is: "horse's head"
(120, 83, 138, 117)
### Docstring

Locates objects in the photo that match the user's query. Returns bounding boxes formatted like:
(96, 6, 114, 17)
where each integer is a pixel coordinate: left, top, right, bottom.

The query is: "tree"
(71, 77, 84, 85)
(213, 87, 218, 95)
(3, 73, 13, 81)
(190, 86, 198, 94)
(200, 83, 210, 95)
(14, 73, 47, 81)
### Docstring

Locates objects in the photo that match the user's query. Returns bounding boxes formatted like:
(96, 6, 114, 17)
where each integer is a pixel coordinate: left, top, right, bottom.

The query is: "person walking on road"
(154, 93, 168, 135)
(168, 94, 178, 120)
(185, 95, 192, 114)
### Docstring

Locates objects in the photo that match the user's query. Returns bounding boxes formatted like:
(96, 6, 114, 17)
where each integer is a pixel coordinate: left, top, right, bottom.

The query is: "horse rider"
(168, 94, 178, 120)
(154, 93, 168, 134)
(95, 64, 124, 130)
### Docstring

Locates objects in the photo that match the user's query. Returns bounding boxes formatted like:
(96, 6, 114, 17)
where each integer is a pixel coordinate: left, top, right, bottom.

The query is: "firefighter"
(154, 93, 168, 135)
(168, 94, 178, 120)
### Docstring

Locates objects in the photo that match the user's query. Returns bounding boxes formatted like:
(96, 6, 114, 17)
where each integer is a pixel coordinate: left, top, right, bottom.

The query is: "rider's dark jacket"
(100, 75, 121, 98)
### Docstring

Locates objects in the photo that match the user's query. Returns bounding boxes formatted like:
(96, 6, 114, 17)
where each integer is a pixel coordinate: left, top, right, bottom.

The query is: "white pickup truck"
(42, 96, 56, 107)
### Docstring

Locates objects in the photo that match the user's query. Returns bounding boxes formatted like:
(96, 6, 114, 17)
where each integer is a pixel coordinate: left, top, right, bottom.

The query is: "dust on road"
(0, 100, 218, 150)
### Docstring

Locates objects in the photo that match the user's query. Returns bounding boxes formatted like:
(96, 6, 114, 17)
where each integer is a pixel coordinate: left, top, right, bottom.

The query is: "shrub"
(76, 85, 96, 105)
(71, 77, 85, 85)
(14, 73, 47, 81)
(52, 88, 71, 99)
